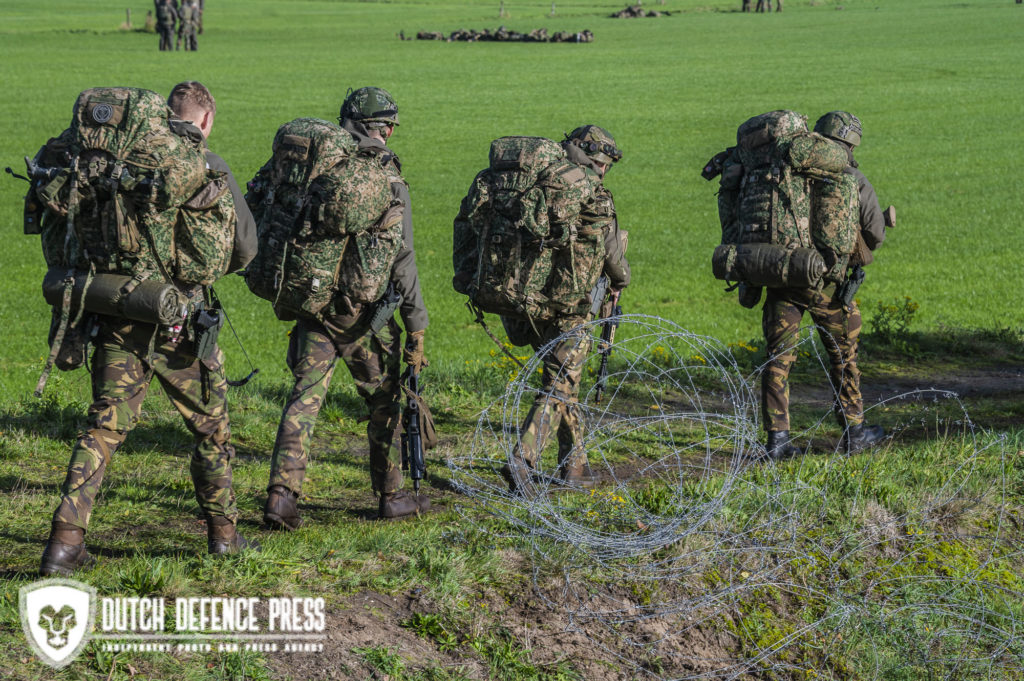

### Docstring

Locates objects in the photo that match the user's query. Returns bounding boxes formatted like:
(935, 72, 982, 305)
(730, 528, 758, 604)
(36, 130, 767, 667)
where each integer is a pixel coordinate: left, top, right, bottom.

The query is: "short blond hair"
(168, 81, 216, 118)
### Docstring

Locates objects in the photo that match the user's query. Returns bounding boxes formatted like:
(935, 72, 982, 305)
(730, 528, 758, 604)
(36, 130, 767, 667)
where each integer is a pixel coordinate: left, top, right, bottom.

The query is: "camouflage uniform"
(761, 284, 862, 432)
(50, 120, 256, 532)
(267, 119, 428, 497)
(761, 119, 885, 437)
(53, 317, 237, 528)
(504, 136, 630, 472)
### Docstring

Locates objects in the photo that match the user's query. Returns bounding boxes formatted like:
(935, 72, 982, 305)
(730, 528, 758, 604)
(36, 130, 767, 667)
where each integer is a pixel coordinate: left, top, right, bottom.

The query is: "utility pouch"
(836, 265, 866, 309)
(191, 307, 223, 362)
(369, 283, 402, 334)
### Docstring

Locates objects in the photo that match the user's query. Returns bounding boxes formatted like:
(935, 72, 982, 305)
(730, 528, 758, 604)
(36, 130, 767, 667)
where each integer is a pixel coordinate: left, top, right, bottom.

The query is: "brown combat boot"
(40, 522, 95, 576)
(559, 455, 597, 488)
(378, 490, 431, 520)
(207, 516, 260, 555)
(263, 485, 302, 531)
(500, 455, 537, 496)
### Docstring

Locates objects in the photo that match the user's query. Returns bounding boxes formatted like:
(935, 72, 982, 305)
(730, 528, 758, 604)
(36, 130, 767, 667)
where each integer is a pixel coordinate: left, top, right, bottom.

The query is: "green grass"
(1, 0, 1023, 679)
(1, 0, 1023, 397)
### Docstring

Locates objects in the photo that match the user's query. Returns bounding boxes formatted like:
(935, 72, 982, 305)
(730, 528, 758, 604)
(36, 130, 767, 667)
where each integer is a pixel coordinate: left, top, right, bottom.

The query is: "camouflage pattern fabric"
(175, 171, 237, 285)
(52, 318, 237, 529)
(29, 88, 213, 283)
(268, 311, 404, 495)
(503, 316, 592, 469)
(452, 136, 596, 320)
(244, 118, 362, 318)
(311, 154, 401, 305)
(760, 286, 863, 432)
(811, 171, 859, 282)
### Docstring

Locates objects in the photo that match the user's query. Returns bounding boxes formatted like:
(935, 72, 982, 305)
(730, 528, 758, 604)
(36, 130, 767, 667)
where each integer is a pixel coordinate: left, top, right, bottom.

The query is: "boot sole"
(40, 554, 95, 577)
(263, 512, 302, 531)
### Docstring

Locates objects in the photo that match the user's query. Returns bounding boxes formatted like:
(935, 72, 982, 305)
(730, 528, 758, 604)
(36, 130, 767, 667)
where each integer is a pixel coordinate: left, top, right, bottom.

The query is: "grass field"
(1, 1, 1023, 679)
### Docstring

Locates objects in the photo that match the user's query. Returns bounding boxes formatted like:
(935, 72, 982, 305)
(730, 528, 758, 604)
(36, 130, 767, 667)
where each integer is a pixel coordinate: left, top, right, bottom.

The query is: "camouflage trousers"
(269, 313, 403, 495)
(52, 318, 237, 530)
(761, 285, 863, 432)
(503, 316, 592, 469)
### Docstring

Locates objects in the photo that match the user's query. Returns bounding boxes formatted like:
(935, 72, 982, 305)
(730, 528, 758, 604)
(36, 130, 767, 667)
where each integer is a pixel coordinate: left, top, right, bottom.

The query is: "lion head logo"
(38, 605, 77, 649)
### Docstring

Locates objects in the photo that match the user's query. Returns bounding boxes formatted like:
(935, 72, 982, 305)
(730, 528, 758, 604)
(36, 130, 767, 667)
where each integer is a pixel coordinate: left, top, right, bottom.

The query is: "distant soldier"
(260, 87, 431, 527)
(178, 0, 199, 51)
(499, 126, 630, 492)
(155, 0, 176, 50)
(37, 82, 259, 576)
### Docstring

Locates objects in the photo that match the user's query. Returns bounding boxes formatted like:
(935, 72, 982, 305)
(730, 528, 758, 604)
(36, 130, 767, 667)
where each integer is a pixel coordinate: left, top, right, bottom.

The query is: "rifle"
(400, 369, 426, 494)
(595, 291, 622, 404)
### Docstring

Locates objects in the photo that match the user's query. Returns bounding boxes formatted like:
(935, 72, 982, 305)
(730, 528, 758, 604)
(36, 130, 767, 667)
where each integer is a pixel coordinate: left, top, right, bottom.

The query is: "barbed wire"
(447, 314, 1022, 679)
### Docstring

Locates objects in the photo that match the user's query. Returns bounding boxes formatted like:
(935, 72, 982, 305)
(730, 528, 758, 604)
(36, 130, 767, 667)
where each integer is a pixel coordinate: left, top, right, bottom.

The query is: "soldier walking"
(500, 126, 630, 492)
(261, 87, 431, 527)
(39, 82, 259, 576)
(758, 112, 886, 459)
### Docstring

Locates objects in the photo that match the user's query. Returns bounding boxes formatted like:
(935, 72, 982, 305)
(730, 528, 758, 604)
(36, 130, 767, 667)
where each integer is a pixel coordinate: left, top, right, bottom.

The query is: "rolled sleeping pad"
(712, 242, 826, 288)
(42, 268, 187, 326)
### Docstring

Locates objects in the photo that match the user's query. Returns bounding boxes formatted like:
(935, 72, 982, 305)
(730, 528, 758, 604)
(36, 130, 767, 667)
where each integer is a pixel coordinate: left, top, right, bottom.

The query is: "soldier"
(39, 82, 259, 577)
(155, 0, 176, 50)
(262, 87, 431, 527)
(501, 125, 630, 492)
(759, 112, 886, 460)
(178, 0, 199, 51)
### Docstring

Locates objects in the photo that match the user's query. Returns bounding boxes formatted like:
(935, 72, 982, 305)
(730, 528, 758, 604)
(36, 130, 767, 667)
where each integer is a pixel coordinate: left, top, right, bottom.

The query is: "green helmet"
(564, 125, 622, 165)
(339, 87, 400, 127)
(813, 111, 862, 147)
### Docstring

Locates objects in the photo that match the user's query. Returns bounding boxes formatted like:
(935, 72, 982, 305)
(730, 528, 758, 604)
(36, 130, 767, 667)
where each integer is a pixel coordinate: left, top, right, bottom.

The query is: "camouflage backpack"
(22, 87, 227, 284)
(711, 110, 857, 289)
(452, 136, 600, 321)
(244, 118, 398, 320)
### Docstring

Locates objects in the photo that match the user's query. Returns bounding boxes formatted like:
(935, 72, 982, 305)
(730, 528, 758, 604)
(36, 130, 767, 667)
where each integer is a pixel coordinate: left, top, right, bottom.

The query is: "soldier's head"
(168, 81, 216, 139)
(338, 87, 399, 141)
(563, 125, 622, 177)
(814, 111, 862, 148)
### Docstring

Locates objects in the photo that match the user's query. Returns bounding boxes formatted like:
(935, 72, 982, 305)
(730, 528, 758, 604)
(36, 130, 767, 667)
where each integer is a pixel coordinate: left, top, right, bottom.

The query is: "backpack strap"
(466, 300, 526, 370)
(35, 265, 95, 397)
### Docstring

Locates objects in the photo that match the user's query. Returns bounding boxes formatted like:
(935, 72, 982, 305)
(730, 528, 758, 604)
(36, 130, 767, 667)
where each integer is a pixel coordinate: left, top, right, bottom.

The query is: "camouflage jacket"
(846, 166, 885, 251)
(171, 120, 258, 273)
(563, 143, 631, 292)
(341, 120, 428, 333)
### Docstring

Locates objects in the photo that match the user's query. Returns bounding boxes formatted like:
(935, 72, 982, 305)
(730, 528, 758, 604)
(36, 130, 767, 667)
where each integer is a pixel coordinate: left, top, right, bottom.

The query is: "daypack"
(244, 118, 398, 320)
(712, 110, 857, 289)
(452, 136, 600, 321)
(23, 87, 225, 283)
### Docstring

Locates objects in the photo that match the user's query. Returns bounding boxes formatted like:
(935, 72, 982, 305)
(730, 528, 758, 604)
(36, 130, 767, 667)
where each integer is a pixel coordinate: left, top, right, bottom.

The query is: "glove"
(403, 329, 428, 373)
